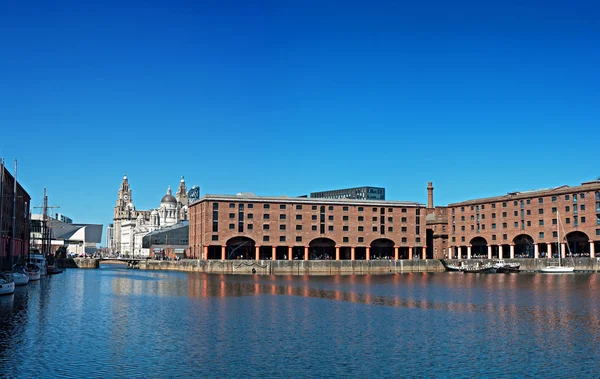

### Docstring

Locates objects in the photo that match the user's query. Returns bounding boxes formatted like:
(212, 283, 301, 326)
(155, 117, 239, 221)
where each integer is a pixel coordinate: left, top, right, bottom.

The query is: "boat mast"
(11, 159, 17, 268)
(43, 187, 48, 256)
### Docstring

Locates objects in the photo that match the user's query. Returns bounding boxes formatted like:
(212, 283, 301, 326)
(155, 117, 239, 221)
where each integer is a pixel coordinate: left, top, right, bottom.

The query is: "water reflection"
(1, 267, 600, 378)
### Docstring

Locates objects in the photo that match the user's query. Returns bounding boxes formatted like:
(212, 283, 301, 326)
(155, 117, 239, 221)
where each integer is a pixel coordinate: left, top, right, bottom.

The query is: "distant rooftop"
(449, 180, 600, 207)
(195, 193, 422, 207)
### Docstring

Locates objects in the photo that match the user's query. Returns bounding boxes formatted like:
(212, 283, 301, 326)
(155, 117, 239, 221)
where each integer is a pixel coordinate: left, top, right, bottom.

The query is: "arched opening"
(370, 238, 395, 260)
(513, 234, 534, 258)
(309, 238, 336, 260)
(226, 237, 255, 260)
(565, 231, 590, 257)
(470, 237, 488, 259)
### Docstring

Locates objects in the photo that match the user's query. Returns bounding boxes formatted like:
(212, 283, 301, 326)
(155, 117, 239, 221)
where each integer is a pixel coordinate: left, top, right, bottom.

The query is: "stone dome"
(161, 194, 177, 203)
(161, 185, 177, 204)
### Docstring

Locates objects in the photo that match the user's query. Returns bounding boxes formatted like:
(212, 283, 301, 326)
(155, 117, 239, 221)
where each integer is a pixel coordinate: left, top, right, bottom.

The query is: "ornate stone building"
(112, 175, 189, 256)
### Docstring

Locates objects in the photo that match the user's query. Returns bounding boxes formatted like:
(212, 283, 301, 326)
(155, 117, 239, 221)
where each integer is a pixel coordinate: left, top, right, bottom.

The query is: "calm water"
(1, 265, 600, 378)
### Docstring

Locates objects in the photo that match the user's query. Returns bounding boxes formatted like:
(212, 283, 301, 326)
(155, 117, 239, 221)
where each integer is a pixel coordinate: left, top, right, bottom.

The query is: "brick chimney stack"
(427, 182, 434, 209)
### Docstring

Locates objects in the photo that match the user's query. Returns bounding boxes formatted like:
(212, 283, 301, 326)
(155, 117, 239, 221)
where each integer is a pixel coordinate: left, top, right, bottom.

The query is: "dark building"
(143, 221, 189, 260)
(0, 160, 31, 270)
(310, 186, 385, 200)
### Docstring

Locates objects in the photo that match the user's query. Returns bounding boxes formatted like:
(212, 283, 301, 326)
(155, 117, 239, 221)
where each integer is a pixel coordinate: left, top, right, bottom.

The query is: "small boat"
(29, 253, 47, 276)
(462, 261, 497, 274)
(439, 259, 466, 272)
(494, 260, 520, 274)
(26, 263, 41, 281)
(47, 265, 63, 275)
(463, 265, 497, 274)
(540, 211, 574, 274)
(12, 265, 30, 285)
(0, 273, 15, 295)
(46, 256, 63, 275)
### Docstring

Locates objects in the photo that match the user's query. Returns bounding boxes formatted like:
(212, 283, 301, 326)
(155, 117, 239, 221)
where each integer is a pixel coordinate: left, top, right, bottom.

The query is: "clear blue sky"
(1, 0, 598, 245)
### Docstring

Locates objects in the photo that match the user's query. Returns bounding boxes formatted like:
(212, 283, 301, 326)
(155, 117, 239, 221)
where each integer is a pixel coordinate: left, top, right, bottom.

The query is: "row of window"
(210, 235, 421, 243)
(214, 202, 416, 213)
(224, 213, 410, 222)
(453, 204, 593, 222)
(453, 192, 597, 214)
(226, 223, 414, 233)
(454, 216, 589, 232)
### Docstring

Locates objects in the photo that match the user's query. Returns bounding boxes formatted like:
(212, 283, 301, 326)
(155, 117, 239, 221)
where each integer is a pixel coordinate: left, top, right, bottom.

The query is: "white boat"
(540, 211, 574, 273)
(0, 273, 15, 295)
(26, 263, 41, 281)
(11, 266, 30, 286)
(29, 253, 47, 276)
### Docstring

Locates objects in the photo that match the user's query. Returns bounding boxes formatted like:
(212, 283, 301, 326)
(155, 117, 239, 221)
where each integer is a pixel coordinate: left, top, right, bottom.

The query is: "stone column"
(510, 244, 515, 259)
(335, 246, 340, 261)
(547, 243, 552, 258)
(467, 245, 472, 260)
(394, 246, 399, 260)
(366, 247, 370, 261)
(288, 246, 293, 260)
(422, 246, 427, 260)
(203, 245, 208, 260)
(408, 246, 413, 260)
(351, 246, 355, 261)
(498, 245, 503, 259)
(534, 243, 539, 259)
(304, 246, 309, 261)
(255, 245, 260, 260)
(272, 246, 276, 261)
(590, 241, 595, 258)
(221, 245, 226, 260)
(561, 242, 566, 258)
(487, 245, 492, 260)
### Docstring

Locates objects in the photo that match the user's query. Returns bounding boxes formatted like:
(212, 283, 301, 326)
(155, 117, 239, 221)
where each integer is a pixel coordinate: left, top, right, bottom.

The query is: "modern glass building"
(310, 187, 385, 200)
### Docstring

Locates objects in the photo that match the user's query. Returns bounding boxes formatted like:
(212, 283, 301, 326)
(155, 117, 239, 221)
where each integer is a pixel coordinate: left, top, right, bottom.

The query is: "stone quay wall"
(137, 258, 600, 275)
(138, 259, 445, 275)
(57, 258, 100, 269)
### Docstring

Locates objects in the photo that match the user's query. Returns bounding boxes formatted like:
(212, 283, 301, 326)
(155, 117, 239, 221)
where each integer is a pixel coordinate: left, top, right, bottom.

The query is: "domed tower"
(159, 186, 178, 227)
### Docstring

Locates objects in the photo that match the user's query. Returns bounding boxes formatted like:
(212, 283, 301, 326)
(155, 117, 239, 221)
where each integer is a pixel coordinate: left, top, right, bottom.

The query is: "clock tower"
(112, 174, 134, 252)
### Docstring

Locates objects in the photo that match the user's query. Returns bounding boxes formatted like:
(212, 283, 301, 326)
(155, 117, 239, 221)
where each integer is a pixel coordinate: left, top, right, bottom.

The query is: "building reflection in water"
(182, 271, 600, 342)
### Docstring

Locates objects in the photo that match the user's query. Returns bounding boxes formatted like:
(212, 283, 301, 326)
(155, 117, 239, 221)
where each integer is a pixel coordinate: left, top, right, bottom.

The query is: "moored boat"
(29, 254, 47, 276)
(26, 263, 41, 281)
(12, 265, 30, 285)
(463, 265, 497, 274)
(0, 273, 15, 295)
(439, 259, 466, 272)
(494, 260, 520, 274)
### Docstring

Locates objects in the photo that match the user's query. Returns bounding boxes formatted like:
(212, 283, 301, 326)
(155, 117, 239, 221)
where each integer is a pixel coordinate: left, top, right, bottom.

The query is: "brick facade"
(447, 180, 600, 259)
(189, 195, 427, 260)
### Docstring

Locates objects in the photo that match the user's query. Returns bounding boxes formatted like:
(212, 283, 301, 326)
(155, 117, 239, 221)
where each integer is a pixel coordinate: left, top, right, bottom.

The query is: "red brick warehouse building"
(189, 194, 429, 261)
(0, 160, 31, 270)
(447, 179, 600, 260)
